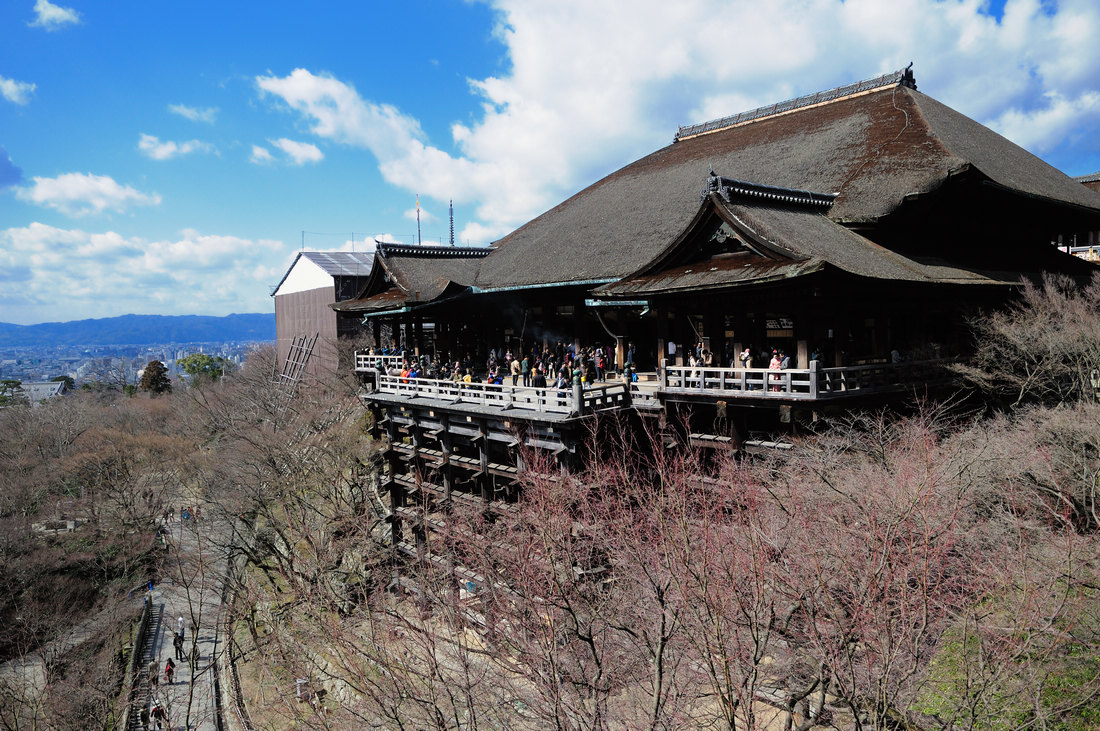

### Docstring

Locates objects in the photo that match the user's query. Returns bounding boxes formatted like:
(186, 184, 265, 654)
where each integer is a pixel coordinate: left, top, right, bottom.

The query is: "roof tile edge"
(703, 174, 838, 209)
(377, 243, 492, 258)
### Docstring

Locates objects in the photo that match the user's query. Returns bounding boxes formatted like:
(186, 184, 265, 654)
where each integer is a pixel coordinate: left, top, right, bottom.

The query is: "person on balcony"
(770, 350, 783, 391)
(687, 352, 702, 386)
(739, 347, 753, 369)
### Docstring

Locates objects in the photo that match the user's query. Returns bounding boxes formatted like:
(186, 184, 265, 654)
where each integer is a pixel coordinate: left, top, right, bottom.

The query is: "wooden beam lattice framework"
(278, 333, 318, 391)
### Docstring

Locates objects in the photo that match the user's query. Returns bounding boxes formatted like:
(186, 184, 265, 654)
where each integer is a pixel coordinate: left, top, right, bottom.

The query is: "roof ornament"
(704, 171, 731, 204)
(901, 62, 916, 91)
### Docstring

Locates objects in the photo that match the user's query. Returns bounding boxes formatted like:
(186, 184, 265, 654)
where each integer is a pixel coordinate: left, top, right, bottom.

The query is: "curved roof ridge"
(675, 65, 916, 142)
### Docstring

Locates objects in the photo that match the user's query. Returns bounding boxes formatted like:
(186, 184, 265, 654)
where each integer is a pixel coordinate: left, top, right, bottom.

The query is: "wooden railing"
(367, 359, 950, 408)
(629, 383, 662, 409)
(582, 382, 632, 411)
(373, 375, 630, 416)
(354, 352, 405, 372)
(661, 359, 952, 400)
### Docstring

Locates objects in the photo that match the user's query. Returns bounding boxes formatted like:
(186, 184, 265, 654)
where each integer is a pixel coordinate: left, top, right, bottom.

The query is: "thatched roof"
(475, 76, 1100, 290)
(594, 188, 1023, 299)
(338, 69, 1100, 316)
(331, 244, 488, 313)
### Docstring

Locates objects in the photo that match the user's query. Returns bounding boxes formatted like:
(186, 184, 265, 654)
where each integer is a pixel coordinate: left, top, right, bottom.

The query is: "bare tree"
(962, 272, 1100, 408)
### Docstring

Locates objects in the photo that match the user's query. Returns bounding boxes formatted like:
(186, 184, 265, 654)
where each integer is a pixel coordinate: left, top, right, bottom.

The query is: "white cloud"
(138, 133, 213, 161)
(28, 0, 80, 30)
(0, 75, 36, 105)
(269, 138, 323, 165)
(256, 0, 1100, 241)
(249, 145, 275, 164)
(404, 202, 433, 223)
(990, 90, 1100, 153)
(0, 223, 285, 323)
(15, 173, 161, 217)
(257, 69, 424, 151)
(168, 103, 218, 123)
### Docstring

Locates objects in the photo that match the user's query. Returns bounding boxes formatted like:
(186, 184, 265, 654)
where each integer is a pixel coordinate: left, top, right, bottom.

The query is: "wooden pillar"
(515, 444, 526, 475)
(574, 302, 588, 358)
(667, 307, 681, 366)
(439, 321, 451, 363)
(475, 425, 492, 503)
(414, 522, 426, 565)
(409, 421, 423, 474)
(384, 415, 404, 546)
(439, 416, 454, 505)
(704, 310, 721, 365)
(655, 305, 668, 371)
(834, 311, 849, 367)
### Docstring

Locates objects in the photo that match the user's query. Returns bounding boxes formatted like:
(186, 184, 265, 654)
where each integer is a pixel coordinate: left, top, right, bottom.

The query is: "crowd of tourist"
(365, 339, 820, 389)
(364, 337, 887, 396)
(363, 341, 631, 390)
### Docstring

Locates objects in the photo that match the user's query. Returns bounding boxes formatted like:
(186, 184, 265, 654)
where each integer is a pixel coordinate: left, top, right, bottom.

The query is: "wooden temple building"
(332, 67, 1100, 555)
(272, 250, 374, 381)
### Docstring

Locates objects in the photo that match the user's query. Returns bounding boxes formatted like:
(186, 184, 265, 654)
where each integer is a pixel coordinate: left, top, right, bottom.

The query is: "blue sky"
(2, 0, 1099, 325)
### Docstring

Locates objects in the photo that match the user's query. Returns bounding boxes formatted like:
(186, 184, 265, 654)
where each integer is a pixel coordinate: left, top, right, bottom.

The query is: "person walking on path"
(173, 631, 184, 661)
(177, 615, 185, 641)
(147, 659, 159, 689)
(164, 657, 175, 684)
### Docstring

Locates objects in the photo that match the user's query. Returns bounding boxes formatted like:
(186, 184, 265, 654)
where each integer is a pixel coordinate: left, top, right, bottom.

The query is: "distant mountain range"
(0, 314, 275, 347)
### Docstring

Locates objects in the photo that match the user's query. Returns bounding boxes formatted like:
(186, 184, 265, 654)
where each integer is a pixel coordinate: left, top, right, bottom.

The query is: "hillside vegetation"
(1, 276, 1098, 730)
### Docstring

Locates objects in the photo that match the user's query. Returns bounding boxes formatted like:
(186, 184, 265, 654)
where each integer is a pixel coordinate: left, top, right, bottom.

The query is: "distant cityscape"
(0, 340, 265, 388)
(0, 313, 275, 390)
